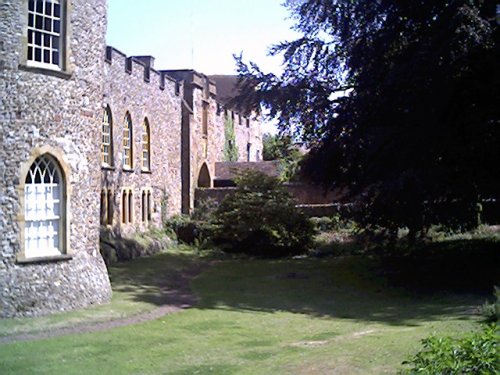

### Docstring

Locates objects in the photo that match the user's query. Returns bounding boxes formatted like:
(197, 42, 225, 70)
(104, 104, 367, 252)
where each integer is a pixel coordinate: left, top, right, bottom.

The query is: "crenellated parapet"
(104, 46, 182, 97)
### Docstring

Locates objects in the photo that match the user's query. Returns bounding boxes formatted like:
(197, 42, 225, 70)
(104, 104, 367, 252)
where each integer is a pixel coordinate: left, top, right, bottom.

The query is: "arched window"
(122, 190, 128, 223)
(141, 191, 146, 222)
(100, 189, 107, 224)
(128, 190, 133, 223)
(24, 154, 65, 258)
(100, 188, 113, 226)
(121, 188, 133, 224)
(197, 163, 211, 188)
(141, 189, 152, 223)
(147, 191, 152, 221)
(102, 106, 113, 166)
(202, 102, 208, 136)
(123, 113, 133, 169)
(107, 190, 113, 225)
(142, 118, 151, 171)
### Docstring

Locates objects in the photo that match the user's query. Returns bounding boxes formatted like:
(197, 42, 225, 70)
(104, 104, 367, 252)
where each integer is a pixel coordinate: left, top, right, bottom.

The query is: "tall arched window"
(24, 154, 65, 258)
(123, 113, 133, 169)
(100, 189, 107, 224)
(128, 190, 133, 223)
(107, 190, 113, 225)
(102, 106, 113, 166)
(121, 188, 133, 225)
(142, 118, 151, 171)
(202, 102, 208, 136)
(122, 190, 128, 223)
(141, 189, 152, 223)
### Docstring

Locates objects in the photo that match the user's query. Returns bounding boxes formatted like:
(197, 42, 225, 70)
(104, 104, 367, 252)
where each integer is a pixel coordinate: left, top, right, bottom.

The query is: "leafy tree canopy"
(263, 133, 303, 180)
(235, 0, 500, 238)
(263, 133, 296, 161)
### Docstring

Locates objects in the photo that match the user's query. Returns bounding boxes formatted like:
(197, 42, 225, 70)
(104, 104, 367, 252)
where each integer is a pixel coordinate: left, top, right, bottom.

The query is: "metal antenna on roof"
(190, 0, 195, 69)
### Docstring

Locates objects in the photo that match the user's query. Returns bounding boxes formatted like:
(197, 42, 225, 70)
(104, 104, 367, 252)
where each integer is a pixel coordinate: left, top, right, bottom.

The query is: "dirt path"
(0, 262, 209, 344)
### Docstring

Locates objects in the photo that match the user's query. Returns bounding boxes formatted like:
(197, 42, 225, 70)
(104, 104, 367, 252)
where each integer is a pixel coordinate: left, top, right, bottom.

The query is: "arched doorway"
(197, 163, 211, 188)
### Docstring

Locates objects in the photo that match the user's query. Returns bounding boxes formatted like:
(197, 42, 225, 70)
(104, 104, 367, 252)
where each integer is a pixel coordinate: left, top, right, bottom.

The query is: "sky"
(106, 0, 300, 75)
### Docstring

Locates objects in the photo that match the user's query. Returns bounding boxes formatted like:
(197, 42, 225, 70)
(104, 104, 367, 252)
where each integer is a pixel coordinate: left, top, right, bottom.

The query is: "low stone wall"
(195, 187, 235, 206)
(285, 183, 345, 205)
(100, 229, 174, 266)
(195, 182, 344, 208)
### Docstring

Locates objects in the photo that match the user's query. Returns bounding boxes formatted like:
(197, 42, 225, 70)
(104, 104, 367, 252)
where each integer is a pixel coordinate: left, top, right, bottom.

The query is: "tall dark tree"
(235, 0, 500, 238)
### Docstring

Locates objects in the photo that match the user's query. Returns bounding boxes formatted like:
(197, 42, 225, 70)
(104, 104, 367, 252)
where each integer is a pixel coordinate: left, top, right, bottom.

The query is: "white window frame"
(23, 154, 65, 258)
(123, 113, 133, 169)
(102, 106, 113, 167)
(142, 119, 151, 171)
(26, 0, 64, 71)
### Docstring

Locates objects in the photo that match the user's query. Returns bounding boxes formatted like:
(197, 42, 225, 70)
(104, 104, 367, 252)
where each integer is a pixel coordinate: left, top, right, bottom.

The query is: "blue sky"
(106, 0, 299, 75)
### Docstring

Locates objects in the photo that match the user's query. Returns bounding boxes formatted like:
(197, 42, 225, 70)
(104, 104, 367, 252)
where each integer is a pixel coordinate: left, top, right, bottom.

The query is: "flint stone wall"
(0, 0, 112, 317)
(102, 48, 183, 235)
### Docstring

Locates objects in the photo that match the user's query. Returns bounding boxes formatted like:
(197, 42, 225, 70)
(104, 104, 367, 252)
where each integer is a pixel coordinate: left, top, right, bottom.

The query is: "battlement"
(162, 69, 216, 99)
(105, 46, 181, 95)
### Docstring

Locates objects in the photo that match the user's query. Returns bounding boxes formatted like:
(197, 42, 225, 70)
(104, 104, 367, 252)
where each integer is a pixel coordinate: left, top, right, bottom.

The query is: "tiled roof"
(208, 75, 239, 106)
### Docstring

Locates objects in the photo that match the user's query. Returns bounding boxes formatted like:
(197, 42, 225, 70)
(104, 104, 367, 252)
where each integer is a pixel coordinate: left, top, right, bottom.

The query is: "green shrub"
(164, 210, 217, 245)
(310, 216, 335, 231)
(481, 286, 499, 323)
(400, 324, 498, 374)
(192, 198, 218, 222)
(210, 170, 315, 257)
(165, 214, 199, 244)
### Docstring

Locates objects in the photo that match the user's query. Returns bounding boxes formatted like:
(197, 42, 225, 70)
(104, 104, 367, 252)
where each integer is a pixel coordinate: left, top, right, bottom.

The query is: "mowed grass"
(0, 252, 486, 374)
(0, 245, 206, 337)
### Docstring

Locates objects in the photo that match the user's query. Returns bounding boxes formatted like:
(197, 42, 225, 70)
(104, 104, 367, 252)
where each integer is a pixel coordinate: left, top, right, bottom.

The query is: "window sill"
(101, 165, 115, 171)
(19, 64, 73, 79)
(141, 169, 152, 174)
(16, 254, 72, 264)
(122, 167, 134, 173)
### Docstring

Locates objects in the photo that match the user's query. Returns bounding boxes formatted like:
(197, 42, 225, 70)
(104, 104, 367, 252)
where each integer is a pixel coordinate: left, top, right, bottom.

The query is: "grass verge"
(0, 245, 207, 337)
(0, 251, 487, 374)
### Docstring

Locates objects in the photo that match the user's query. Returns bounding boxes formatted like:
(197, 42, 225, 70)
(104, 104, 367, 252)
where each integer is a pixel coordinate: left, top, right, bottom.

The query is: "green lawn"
(0, 246, 206, 337)
(0, 250, 486, 374)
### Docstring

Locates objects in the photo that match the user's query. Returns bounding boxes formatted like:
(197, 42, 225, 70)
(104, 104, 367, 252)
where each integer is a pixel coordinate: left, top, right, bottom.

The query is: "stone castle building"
(0, 0, 262, 317)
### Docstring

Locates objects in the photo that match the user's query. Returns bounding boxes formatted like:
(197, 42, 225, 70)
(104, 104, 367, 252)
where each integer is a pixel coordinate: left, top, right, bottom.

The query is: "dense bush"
(481, 286, 499, 323)
(165, 214, 199, 244)
(211, 170, 315, 257)
(400, 324, 498, 374)
(164, 200, 218, 245)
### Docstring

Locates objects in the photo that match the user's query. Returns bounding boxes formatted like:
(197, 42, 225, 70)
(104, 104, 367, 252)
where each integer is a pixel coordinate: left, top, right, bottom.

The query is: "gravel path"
(0, 263, 208, 344)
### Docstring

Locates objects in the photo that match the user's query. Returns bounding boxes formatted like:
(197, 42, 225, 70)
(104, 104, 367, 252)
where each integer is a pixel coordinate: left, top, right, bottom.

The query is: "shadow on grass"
(108, 248, 210, 308)
(377, 238, 500, 294)
(108, 239, 498, 328)
(188, 238, 499, 327)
